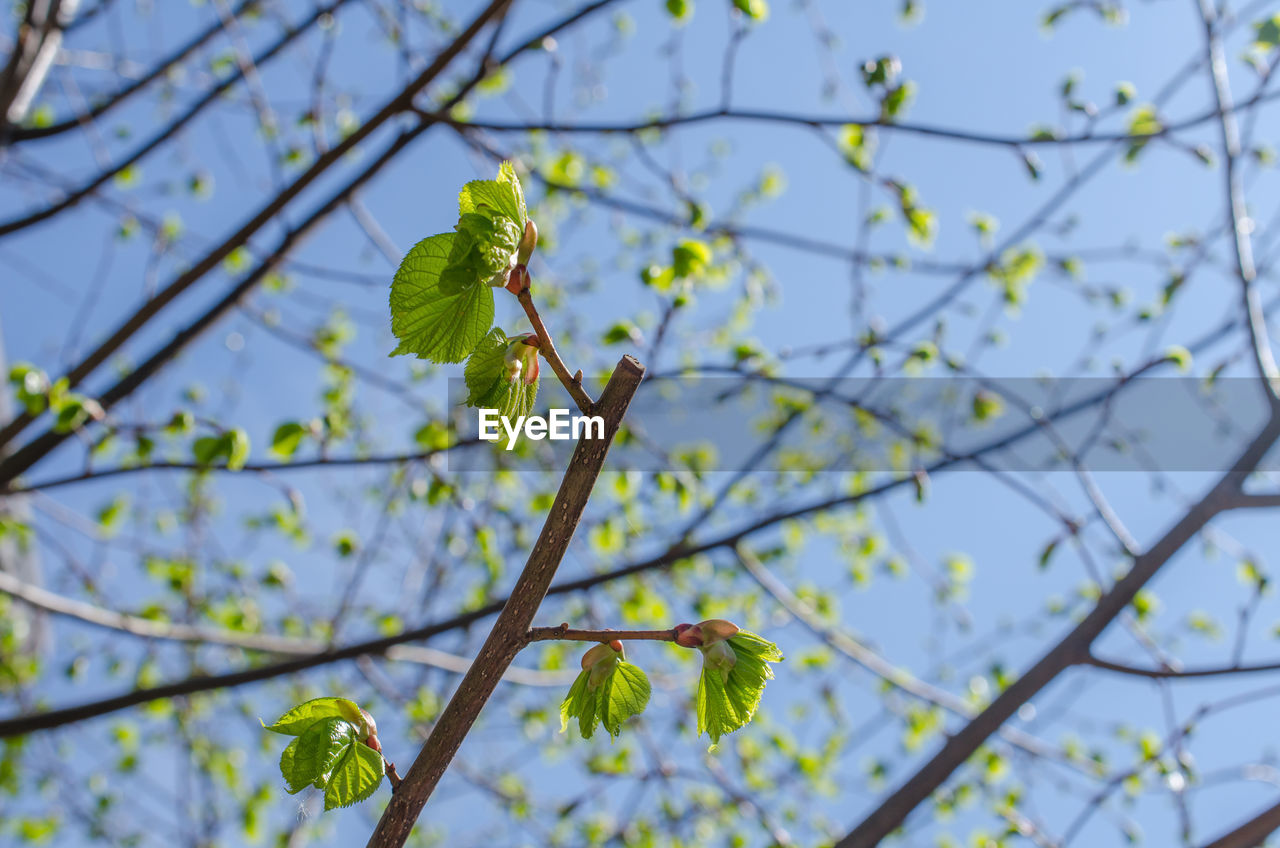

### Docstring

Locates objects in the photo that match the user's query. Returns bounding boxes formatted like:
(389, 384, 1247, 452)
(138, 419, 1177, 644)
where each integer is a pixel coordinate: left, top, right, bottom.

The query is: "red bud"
(674, 623, 704, 648)
(505, 263, 531, 295)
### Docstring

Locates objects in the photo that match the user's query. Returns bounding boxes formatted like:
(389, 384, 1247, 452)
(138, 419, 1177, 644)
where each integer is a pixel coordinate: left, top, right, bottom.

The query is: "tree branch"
(366, 354, 644, 848)
(0, 569, 570, 686)
(1200, 798, 1280, 848)
(835, 412, 1280, 848)
(524, 624, 677, 644)
(1196, 0, 1280, 407)
(1084, 653, 1280, 679)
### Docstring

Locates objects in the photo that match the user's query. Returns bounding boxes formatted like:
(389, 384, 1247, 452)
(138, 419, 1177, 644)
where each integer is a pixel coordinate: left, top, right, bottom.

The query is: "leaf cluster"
(264, 698, 384, 811)
(389, 162, 541, 417)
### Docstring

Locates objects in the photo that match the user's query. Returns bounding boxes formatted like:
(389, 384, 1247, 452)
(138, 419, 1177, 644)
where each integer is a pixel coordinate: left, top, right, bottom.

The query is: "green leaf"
(439, 212, 522, 295)
(280, 717, 356, 793)
(1165, 345, 1192, 372)
(323, 738, 384, 810)
(1125, 104, 1163, 163)
(1255, 15, 1280, 49)
(270, 422, 308, 460)
(458, 161, 526, 231)
(695, 630, 783, 746)
(463, 328, 538, 420)
(559, 669, 600, 739)
(226, 428, 250, 470)
(732, 0, 768, 20)
(665, 0, 693, 22)
(265, 697, 365, 736)
(390, 232, 496, 363)
(598, 661, 651, 737)
(192, 435, 222, 466)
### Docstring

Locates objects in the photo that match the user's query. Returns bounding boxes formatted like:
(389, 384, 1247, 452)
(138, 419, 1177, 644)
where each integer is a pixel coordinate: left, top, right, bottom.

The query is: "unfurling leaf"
(323, 737, 384, 810)
(560, 643, 651, 740)
(695, 630, 783, 746)
(1124, 104, 1163, 163)
(266, 698, 384, 809)
(264, 697, 367, 736)
(463, 328, 539, 420)
(439, 211, 522, 295)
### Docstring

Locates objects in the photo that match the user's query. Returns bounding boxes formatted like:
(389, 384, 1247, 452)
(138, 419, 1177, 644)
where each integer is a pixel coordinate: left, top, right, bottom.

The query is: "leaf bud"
(674, 622, 704, 648)
(503, 334, 540, 385)
(505, 263, 531, 295)
(581, 641, 622, 689)
(359, 707, 382, 753)
(701, 639, 737, 685)
(517, 219, 538, 265)
(695, 619, 740, 645)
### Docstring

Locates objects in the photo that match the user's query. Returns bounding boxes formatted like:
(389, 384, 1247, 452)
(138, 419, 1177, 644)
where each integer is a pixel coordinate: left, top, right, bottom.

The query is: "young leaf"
(390, 232, 496, 363)
(265, 696, 365, 736)
(225, 428, 250, 470)
(463, 329, 539, 420)
(458, 161, 527, 231)
(560, 668, 601, 739)
(270, 421, 308, 460)
(598, 661, 651, 738)
(323, 737, 385, 810)
(439, 212, 523, 295)
(695, 630, 783, 746)
(281, 716, 356, 792)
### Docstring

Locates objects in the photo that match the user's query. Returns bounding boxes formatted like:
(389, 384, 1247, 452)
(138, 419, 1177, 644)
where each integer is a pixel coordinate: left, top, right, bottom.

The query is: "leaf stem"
(515, 282, 596, 415)
(524, 624, 679, 645)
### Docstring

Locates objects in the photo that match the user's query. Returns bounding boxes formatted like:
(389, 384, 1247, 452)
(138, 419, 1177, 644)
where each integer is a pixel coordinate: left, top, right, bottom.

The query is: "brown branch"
(1085, 653, 1280, 679)
(1200, 798, 1280, 848)
(1223, 492, 1280, 509)
(835, 412, 1280, 848)
(415, 85, 1280, 149)
(524, 624, 677, 644)
(366, 354, 644, 848)
(383, 760, 403, 792)
(516, 285, 595, 414)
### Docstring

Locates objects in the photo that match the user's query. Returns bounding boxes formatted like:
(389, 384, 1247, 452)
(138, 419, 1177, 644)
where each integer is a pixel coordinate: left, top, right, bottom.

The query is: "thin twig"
(516, 285, 595, 414)
(525, 624, 678, 644)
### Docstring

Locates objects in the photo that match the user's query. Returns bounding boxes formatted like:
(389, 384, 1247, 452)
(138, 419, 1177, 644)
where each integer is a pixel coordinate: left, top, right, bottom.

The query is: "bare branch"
(1200, 799, 1280, 848)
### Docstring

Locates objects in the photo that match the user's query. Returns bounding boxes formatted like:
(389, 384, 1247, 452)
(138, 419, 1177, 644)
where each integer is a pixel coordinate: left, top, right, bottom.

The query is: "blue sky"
(6, 0, 1280, 845)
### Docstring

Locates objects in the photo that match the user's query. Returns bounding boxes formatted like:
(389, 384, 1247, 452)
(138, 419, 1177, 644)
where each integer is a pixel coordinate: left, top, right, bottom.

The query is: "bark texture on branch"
(366, 354, 644, 848)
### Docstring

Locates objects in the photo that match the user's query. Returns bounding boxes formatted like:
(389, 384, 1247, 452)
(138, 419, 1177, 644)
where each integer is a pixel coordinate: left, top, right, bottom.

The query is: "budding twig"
(513, 271, 596, 415)
(384, 760, 403, 791)
(524, 624, 680, 645)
